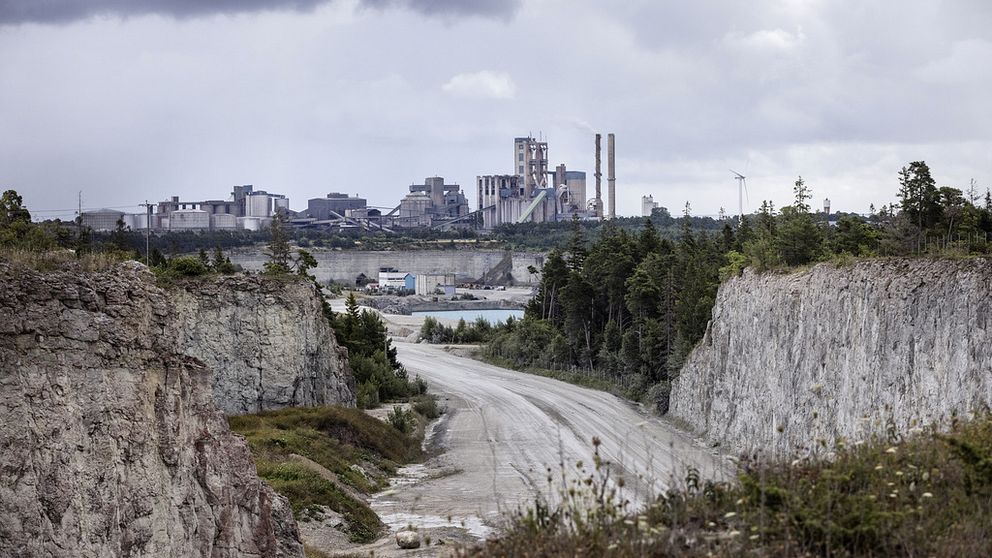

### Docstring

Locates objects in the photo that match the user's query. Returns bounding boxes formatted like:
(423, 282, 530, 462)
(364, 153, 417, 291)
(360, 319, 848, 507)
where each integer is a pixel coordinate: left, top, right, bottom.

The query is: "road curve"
(380, 342, 730, 530)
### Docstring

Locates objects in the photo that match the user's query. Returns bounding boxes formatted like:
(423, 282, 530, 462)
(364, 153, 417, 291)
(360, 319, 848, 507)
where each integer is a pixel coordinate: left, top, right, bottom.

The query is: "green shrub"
(356, 381, 379, 409)
(387, 405, 414, 434)
(158, 255, 209, 277)
(255, 461, 382, 543)
(411, 394, 442, 420)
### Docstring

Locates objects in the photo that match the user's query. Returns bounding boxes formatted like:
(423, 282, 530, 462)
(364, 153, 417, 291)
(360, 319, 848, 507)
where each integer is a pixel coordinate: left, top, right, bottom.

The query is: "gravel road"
(373, 342, 731, 539)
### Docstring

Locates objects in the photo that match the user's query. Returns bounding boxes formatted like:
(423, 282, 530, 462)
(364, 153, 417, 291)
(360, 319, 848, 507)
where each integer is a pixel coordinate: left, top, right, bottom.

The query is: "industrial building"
(377, 268, 415, 291)
(477, 134, 605, 229)
(168, 209, 210, 230)
(305, 193, 367, 220)
(642, 195, 659, 217)
(80, 209, 126, 231)
(415, 273, 457, 296)
(120, 185, 290, 232)
(395, 177, 470, 228)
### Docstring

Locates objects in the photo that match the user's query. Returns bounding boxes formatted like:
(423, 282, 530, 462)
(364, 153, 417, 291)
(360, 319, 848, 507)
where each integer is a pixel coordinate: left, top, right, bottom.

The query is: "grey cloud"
(0, 0, 519, 25)
(362, 0, 519, 19)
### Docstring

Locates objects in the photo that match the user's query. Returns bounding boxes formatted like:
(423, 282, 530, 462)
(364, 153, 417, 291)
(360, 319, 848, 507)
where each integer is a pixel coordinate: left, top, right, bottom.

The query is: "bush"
(411, 394, 442, 420)
(356, 381, 379, 409)
(387, 405, 414, 434)
(164, 255, 209, 276)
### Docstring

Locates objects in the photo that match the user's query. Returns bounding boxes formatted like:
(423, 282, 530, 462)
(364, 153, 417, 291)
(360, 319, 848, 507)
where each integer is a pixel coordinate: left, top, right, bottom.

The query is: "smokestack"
(594, 133, 602, 219)
(607, 133, 616, 219)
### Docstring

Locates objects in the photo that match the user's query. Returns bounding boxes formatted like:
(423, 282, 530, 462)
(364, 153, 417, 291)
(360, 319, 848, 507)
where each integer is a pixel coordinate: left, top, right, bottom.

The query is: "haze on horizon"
(1, 0, 990, 221)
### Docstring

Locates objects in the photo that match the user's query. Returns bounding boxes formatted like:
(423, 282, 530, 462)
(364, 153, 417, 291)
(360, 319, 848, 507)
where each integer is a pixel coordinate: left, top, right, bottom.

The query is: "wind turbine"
(730, 169, 748, 226)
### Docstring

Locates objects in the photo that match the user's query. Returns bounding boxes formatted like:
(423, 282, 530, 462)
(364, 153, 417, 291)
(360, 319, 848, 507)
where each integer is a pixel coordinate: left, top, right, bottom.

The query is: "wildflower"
(729, 530, 741, 537)
(922, 492, 933, 498)
(874, 464, 884, 471)
(895, 471, 904, 476)
(749, 534, 760, 541)
(885, 447, 897, 454)
(724, 512, 737, 519)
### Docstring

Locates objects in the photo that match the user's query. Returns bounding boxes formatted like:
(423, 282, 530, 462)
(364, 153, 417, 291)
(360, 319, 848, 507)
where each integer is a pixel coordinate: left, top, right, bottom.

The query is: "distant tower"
(514, 136, 548, 198)
(824, 198, 831, 215)
(607, 133, 616, 219)
(641, 195, 657, 217)
(593, 134, 603, 219)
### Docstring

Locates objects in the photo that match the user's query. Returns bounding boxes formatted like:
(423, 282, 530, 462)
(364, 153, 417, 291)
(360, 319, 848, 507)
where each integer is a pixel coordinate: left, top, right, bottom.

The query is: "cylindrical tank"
(237, 216, 263, 231)
(210, 213, 237, 230)
(247, 194, 272, 217)
(169, 209, 209, 230)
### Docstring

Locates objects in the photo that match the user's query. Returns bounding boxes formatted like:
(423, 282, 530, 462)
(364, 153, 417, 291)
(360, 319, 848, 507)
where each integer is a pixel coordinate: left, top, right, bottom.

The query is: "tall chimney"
(607, 133, 616, 219)
(594, 133, 602, 219)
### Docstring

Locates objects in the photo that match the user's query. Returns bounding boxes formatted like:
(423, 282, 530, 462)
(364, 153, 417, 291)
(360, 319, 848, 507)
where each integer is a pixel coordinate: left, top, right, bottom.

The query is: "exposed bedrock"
(0, 261, 311, 557)
(670, 258, 992, 458)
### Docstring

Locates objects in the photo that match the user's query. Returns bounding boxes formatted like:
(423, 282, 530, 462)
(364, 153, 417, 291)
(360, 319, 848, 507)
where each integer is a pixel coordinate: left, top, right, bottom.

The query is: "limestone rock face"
(0, 262, 307, 557)
(172, 275, 355, 414)
(669, 258, 992, 458)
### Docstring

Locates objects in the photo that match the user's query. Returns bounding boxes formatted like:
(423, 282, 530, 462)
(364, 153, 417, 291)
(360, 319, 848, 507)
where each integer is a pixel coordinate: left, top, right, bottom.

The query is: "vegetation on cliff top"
(463, 415, 992, 558)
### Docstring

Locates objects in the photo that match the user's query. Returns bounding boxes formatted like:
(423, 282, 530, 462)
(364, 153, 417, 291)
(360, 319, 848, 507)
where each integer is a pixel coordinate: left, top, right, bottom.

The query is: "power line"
(29, 204, 145, 213)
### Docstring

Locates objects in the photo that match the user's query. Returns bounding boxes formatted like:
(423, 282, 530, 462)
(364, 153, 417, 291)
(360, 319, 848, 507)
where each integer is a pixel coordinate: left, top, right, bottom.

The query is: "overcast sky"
(2, 0, 990, 220)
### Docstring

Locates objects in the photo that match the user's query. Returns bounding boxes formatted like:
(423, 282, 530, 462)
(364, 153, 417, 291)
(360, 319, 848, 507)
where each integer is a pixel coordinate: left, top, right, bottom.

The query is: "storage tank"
(210, 213, 237, 230)
(237, 216, 262, 231)
(124, 213, 151, 230)
(169, 209, 210, 230)
(246, 194, 272, 218)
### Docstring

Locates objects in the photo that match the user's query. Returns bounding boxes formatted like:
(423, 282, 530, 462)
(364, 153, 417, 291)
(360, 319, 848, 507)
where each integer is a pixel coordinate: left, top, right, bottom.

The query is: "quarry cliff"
(172, 274, 354, 414)
(0, 261, 353, 557)
(669, 258, 992, 458)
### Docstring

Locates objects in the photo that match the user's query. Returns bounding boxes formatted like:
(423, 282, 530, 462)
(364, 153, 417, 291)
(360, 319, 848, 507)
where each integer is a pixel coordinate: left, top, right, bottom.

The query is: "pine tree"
(566, 214, 587, 271)
(264, 211, 292, 274)
(897, 161, 941, 231)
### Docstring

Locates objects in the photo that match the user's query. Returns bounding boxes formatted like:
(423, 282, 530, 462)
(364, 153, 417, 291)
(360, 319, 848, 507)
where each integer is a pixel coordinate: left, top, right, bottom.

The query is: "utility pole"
(139, 201, 152, 266)
(76, 191, 82, 236)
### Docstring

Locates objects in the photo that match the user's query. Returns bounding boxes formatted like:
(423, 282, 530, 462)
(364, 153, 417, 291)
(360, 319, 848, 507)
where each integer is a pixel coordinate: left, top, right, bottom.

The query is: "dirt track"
(367, 342, 731, 543)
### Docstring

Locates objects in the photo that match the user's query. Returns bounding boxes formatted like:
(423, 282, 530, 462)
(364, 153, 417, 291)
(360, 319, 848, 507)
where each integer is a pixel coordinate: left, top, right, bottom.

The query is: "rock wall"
(227, 249, 546, 286)
(0, 261, 304, 557)
(172, 276, 355, 415)
(669, 258, 992, 458)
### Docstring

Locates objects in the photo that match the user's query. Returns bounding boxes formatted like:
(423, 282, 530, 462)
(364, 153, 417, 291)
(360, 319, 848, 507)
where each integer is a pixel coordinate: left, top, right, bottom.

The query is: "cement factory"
(79, 132, 623, 233)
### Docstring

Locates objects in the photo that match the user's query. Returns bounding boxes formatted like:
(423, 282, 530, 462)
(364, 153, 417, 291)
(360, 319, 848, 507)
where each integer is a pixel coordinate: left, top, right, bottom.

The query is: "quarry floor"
(324, 295, 730, 556)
